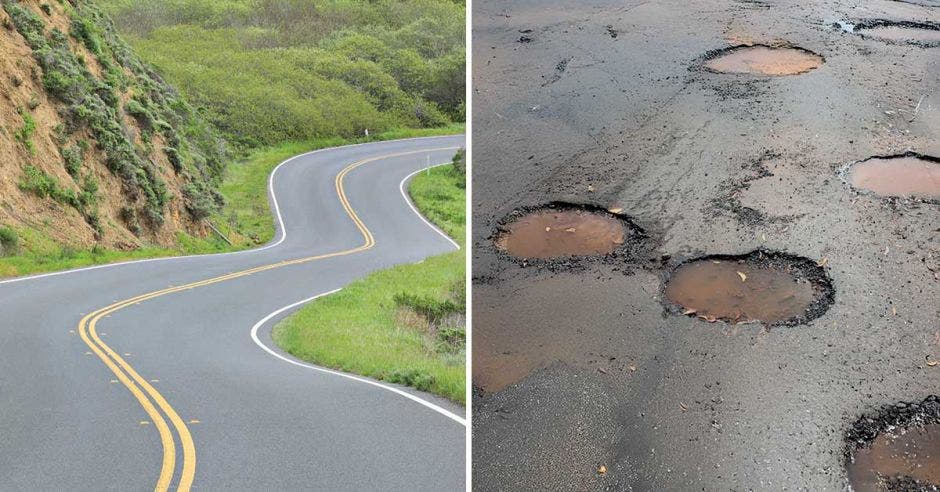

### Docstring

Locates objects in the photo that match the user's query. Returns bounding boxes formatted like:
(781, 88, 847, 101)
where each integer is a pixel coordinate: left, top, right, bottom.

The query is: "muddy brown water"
(495, 209, 626, 258)
(705, 46, 823, 75)
(665, 259, 817, 324)
(858, 26, 940, 44)
(847, 424, 940, 491)
(848, 156, 940, 200)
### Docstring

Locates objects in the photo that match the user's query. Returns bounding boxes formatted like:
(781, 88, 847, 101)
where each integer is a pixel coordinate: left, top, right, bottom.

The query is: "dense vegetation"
(97, 0, 466, 148)
(274, 154, 466, 403)
(2, 0, 226, 229)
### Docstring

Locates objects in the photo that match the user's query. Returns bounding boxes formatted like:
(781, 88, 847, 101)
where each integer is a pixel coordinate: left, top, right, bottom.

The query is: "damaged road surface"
(472, 0, 939, 490)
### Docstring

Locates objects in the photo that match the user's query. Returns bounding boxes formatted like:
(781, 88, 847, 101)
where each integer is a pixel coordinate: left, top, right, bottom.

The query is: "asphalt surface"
(472, 0, 938, 490)
(0, 135, 466, 491)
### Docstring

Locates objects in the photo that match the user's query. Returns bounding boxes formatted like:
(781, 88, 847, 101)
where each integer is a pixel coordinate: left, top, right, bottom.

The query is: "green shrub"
(61, 145, 83, 177)
(14, 108, 37, 154)
(393, 292, 463, 325)
(119, 206, 141, 234)
(70, 17, 103, 56)
(436, 327, 465, 353)
(0, 226, 18, 255)
(181, 181, 219, 220)
(18, 165, 79, 208)
(383, 369, 435, 392)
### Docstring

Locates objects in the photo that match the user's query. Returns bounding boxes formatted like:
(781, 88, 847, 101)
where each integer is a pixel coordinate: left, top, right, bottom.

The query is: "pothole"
(853, 20, 940, 46)
(845, 396, 940, 491)
(664, 250, 834, 326)
(494, 204, 642, 259)
(703, 45, 824, 75)
(842, 153, 940, 201)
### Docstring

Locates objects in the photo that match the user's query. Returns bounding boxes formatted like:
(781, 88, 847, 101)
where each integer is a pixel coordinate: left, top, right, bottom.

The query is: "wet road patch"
(853, 20, 940, 46)
(845, 396, 940, 491)
(703, 45, 823, 75)
(843, 153, 940, 201)
(494, 204, 643, 260)
(664, 250, 834, 326)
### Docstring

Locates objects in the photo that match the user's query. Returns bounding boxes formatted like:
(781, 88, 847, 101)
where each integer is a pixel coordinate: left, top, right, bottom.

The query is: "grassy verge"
(272, 154, 466, 404)
(0, 124, 463, 279)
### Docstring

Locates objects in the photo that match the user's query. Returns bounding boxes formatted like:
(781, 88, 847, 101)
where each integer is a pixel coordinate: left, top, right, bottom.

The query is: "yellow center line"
(75, 146, 457, 491)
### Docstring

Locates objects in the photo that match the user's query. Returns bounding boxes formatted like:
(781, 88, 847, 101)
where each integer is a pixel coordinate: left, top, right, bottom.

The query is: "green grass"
(273, 154, 466, 404)
(0, 125, 463, 279)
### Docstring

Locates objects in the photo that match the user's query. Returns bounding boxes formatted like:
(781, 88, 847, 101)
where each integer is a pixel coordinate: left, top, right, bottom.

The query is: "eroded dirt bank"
(472, 0, 939, 489)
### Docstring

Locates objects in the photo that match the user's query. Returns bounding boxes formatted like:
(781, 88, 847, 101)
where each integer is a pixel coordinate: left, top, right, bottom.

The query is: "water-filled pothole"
(846, 396, 940, 491)
(851, 20, 940, 46)
(843, 153, 940, 201)
(664, 250, 834, 325)
(704, 45, 824, 75)
(495, 204, 640, 259)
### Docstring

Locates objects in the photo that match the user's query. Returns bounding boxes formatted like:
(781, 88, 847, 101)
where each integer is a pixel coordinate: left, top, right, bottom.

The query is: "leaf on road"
(587, 185, 595, 192)
(679, 402, 688, 412)
(565, 228, 576, 233)
(597, 465, 607, 475)
(816, 257, 828, 267)
(736, 271, 747, 282)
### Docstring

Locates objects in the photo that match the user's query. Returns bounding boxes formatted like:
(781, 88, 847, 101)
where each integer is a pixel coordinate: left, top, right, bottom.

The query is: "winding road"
(0, 135, 466, 491)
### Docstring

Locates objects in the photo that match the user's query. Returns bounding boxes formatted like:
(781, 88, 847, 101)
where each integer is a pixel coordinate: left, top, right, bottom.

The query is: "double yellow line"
(76, 146, 457, 491)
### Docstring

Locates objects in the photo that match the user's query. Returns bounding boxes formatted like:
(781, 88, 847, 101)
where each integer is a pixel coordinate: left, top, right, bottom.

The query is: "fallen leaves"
(736, 271, 747, 282)
(816, 257, 828, 267)
(587, 185, 595, 192)
(597, 465, 607, 475)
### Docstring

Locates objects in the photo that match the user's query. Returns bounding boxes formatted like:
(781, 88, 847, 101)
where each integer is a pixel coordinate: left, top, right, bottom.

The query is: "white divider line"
(398, 164, 461, 251)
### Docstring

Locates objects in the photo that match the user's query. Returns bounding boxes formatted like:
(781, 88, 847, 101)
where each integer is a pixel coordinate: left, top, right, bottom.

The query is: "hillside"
(97, 0, 466, 147)
(0, 0, 226, 257)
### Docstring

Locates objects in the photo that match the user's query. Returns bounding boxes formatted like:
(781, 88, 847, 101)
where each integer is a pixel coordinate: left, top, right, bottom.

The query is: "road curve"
(0, 135, 466, 491)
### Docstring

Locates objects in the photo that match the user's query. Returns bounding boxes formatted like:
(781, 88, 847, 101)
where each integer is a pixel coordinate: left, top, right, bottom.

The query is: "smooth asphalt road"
(0, 135, 466, 491)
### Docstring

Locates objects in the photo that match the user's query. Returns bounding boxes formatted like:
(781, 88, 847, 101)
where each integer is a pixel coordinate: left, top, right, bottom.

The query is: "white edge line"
(399, 165, 462, 251)
(249, 289, 468, 427)
(0, 135, 461, 286)
(249, 159, 467, 426)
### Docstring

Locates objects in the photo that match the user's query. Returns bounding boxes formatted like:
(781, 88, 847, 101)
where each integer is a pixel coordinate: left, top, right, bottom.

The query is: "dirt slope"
(0, 0, 226, 253)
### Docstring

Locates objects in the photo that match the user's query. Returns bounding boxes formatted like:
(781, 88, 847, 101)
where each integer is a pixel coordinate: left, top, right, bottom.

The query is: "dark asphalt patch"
(701, 45, 824, 76)
(841, 153, 940, 203)
(845, 396, 940, 491)
(663, 250, 835, 326)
